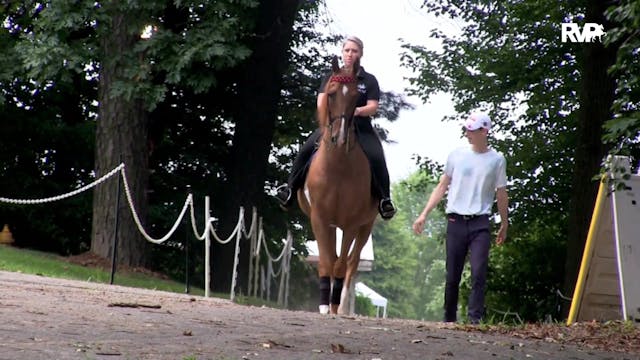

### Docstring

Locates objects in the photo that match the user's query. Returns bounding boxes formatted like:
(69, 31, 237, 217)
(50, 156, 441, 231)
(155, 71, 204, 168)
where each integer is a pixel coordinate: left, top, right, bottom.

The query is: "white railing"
(0, 163, 292, 305)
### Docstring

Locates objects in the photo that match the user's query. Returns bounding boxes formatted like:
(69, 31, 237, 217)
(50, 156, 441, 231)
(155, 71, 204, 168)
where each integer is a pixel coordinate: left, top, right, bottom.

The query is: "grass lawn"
(0, 244, 205, 296)
(0, 244, 282, 307)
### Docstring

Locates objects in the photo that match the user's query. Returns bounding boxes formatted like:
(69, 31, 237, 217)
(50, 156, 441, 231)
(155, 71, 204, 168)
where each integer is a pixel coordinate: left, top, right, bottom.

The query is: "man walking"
(412, 112, 508, 324)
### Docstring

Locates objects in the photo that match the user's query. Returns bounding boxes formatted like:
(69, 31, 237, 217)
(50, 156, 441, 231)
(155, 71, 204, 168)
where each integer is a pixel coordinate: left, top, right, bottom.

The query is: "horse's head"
(318, 55, 360, 147)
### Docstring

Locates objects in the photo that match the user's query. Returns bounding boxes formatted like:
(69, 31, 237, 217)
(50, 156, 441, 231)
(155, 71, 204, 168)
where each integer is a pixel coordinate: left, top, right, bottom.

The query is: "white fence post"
(204, 196, 211, 298)
(230, 207, 244, 301)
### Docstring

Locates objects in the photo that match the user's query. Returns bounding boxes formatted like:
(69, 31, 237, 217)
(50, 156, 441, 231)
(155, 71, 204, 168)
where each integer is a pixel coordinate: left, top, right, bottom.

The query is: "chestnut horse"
(298, 56, 378, 315)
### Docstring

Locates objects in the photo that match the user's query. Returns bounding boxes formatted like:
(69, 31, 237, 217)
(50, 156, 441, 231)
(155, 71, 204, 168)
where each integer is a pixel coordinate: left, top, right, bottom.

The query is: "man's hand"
(412, 214, 427, 235)
(496, 223, 508, 245)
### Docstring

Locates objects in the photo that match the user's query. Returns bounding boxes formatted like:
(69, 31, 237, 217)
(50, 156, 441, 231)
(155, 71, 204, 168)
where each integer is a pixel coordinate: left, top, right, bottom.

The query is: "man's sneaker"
(274, 184, 293, 210)
(379, 198, 396, 220)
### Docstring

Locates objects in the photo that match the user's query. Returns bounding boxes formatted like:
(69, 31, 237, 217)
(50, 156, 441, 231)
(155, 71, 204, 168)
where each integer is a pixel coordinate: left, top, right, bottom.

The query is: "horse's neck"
(318, 130, 365, 170)
(320, 128, 357, 153)
(313, 129, 372, 206)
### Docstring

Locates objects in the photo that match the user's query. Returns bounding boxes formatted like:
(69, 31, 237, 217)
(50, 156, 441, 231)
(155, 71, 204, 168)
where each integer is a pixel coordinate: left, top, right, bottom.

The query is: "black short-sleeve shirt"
(318, 66, 380, 118)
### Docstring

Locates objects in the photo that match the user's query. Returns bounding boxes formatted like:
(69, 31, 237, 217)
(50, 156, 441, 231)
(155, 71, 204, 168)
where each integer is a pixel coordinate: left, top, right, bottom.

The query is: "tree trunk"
(211, 0, 301, 293)
(562, 0, 618, 315)
(91, 11, 149, 268)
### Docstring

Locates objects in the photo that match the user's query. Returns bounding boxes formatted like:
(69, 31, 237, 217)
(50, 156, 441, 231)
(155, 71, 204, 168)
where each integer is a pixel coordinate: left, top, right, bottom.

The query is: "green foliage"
(360, 170, 446, 321)
(603, 0, 640, 164)
(402, 1, 579, 229)
(9, 1, 256, 110)
(0, 70, 96, 253)
(400, 0, 602, 322)
(485, 219, 566, 322)
(355, 294, 376, 317)
(0, 1, 258, 257)
(367, 218, 419, 319)
(0, 0, 414, 300)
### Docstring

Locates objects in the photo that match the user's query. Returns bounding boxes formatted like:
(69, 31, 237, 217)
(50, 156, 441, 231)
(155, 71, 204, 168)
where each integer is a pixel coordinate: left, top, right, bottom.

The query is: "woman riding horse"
(297, 53, 378, 314)
(274, 36, 396, 220)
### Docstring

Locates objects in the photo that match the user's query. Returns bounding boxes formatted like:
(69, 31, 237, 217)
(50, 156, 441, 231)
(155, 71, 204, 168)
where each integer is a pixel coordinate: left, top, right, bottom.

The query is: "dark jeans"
(287, 119, 390, 200)
(444, 214, 491, 322)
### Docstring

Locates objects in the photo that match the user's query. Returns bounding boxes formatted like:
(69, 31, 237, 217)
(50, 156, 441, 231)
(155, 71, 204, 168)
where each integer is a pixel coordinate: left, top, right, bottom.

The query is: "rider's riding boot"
(379, 198, 396, 220)
(274, 184, 293, 211)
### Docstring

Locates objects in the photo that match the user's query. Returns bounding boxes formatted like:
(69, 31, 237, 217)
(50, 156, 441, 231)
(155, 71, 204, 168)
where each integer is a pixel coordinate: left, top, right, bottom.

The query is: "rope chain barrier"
(0, 162, 294, 305)
(120, 166, 192, 244)
(0, 164, 124, 204)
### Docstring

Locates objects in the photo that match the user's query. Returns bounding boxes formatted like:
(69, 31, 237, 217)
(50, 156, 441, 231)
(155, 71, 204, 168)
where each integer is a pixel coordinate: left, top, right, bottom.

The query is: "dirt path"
(0, 271, 634, 360)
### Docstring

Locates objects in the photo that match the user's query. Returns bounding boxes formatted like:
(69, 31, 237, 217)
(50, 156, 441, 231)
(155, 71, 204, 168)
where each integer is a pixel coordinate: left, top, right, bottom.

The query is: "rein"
(326, 113, 355, 152)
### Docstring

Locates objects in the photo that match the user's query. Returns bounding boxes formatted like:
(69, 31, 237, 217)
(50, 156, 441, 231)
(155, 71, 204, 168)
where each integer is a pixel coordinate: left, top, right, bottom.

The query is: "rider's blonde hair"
(343, 36, 364, 53)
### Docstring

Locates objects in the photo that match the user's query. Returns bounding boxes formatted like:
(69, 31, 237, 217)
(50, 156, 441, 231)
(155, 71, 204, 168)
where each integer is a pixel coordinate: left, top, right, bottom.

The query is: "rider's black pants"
(287, 119, 390, 201)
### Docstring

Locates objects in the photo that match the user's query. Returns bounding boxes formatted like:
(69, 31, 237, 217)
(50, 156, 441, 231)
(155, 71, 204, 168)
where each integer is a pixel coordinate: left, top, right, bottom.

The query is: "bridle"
(326, 75, 356, 149)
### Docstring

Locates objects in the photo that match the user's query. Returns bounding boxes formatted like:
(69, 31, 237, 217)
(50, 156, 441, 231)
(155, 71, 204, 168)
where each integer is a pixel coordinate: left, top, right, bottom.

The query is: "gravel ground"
(0, 271, 636, 360)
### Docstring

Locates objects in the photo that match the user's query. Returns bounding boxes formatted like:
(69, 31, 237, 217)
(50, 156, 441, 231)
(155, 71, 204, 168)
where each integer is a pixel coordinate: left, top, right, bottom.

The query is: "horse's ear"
(352, 57, 360, 75)
(331, 55, 340, 73)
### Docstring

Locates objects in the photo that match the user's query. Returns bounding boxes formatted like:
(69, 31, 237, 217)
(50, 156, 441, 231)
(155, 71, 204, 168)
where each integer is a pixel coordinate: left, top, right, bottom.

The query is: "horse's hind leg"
(338, 222, 374, 315)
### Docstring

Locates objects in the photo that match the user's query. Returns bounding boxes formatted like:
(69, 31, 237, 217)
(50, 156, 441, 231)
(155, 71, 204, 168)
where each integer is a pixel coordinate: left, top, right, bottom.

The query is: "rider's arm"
(316, 92, 328, 124)
(317, 92, 327, 109)
(355, 99, 378, 117)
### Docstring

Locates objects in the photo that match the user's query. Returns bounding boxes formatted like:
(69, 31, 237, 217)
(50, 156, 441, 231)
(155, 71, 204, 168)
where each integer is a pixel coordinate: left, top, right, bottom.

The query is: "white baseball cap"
(464, 112, 491, 131)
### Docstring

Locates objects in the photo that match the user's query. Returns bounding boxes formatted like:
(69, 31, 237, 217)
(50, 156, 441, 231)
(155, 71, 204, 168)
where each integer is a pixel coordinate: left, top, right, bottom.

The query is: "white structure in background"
(305, 228, 373, 271)
(568, 156, 640, 324)
(355, 282, 388, 318)
(306, 228, 388, 316)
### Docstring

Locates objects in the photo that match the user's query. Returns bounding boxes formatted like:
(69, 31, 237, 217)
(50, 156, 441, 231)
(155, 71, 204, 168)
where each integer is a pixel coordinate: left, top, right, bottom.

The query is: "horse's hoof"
(319, 305, 330, 314)
(330, 304, 340, 314)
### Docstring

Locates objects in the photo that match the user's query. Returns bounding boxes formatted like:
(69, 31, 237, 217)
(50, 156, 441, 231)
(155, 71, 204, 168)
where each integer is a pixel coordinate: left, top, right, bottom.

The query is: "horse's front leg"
(333, 228, 358, 315)
(311, 215, 336, 314)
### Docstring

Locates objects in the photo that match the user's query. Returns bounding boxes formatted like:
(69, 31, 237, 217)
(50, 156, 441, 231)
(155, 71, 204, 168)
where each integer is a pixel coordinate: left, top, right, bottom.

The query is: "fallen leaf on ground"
(261, 340, 292, 349)
(331, 343, 351, 354)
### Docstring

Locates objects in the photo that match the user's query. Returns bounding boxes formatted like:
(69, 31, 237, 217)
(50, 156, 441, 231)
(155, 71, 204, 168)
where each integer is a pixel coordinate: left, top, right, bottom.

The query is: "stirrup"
(274, 184, 292, 209)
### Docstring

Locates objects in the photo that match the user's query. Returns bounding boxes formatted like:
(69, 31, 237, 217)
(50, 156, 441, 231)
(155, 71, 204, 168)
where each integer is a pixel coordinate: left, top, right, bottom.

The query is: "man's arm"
(412, 174, 451, 235)
(495, 186, 508, 245)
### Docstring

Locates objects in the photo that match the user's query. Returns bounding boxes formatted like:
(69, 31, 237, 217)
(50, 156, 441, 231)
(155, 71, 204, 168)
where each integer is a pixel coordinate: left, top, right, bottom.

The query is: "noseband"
(327, 75, 356, 148)
(330, 75, 355, 84)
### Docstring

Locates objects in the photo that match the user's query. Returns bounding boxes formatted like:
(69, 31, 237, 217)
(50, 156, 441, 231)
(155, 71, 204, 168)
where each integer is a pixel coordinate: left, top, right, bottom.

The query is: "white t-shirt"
(444, 146, 507, 215)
